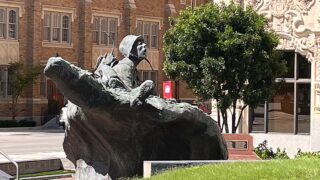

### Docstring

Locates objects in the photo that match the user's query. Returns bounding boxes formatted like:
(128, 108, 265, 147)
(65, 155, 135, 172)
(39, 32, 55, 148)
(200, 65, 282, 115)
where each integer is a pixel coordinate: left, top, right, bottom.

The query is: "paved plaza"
(0, 129, 65, 163)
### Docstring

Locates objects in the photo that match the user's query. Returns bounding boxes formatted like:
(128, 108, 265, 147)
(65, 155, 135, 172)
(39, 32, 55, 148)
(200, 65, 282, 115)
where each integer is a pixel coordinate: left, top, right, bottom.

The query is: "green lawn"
(140, 159, 320, 180)
(19, 170, 74, 178)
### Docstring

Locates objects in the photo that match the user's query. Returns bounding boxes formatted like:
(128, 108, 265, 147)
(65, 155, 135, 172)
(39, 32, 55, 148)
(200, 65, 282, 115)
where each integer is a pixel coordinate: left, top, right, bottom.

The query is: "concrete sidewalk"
(0, 129, 75, 177)
(0, 129, 65, 163)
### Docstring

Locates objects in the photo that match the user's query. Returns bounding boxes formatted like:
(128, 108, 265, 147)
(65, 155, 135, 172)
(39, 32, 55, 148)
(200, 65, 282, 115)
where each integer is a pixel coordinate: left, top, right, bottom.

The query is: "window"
(0, 7, 18, 40)
(250, 51, 311, 134)
(137, 70, 158, 91)
(43, 11, 71, 43)
(92, 16, 117, 46)
(0, 66, 12, 98)
(137, 21, 159, 49)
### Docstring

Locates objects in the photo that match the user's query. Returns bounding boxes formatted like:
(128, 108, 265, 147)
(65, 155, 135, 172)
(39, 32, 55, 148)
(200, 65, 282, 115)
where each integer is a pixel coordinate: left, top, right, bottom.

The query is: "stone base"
(75, 160, 112, 180)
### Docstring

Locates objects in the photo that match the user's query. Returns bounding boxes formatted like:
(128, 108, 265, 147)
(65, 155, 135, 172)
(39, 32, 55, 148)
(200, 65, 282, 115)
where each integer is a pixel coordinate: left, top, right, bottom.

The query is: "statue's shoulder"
(114, 58, 134, 69)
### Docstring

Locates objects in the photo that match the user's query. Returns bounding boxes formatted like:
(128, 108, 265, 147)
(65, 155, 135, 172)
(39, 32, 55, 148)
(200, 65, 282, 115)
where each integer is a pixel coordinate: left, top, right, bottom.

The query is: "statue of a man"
(94, 35, 154, 106)
(43, 34, 228, 180)
(113, 35, 146, 89)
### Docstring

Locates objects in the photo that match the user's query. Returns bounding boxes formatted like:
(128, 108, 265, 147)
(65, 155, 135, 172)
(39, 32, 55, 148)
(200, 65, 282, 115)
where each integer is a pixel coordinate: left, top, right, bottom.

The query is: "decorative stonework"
(246, 0, 319, 62)
(0, 41, 19, 65)
(295, 0, 315, 14)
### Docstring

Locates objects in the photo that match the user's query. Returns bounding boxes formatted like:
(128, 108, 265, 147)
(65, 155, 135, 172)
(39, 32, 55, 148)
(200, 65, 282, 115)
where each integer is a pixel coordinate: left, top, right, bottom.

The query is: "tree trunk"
(11, 95, 19, 121)
(11, 96, 15, 121)
(231, 100, 237, 133)
(235, 105, 247, 130)
(217, 108, 221, 128)
(221, 109, 229, 133)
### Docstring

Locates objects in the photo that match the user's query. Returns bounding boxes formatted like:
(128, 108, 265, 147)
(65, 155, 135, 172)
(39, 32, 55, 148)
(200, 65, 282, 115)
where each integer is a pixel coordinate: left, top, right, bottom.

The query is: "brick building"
(0, 0, 207, 124)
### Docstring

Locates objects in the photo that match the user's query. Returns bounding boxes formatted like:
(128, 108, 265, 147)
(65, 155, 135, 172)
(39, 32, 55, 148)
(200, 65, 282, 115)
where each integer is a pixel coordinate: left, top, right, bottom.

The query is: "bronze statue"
(44, 35, 228, 179)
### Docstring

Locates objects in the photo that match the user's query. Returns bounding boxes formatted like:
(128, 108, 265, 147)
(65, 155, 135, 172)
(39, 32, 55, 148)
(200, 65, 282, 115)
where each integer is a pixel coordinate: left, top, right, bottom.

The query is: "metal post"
(0, 150, 19, 180)
(294, 53, 298, 134)
(264, 100, 269, 133)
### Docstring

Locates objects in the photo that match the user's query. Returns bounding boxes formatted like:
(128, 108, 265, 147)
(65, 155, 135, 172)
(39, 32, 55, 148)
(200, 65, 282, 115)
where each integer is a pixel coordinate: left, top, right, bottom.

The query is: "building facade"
(0, 0, 208, 124)
(208, 0, 320, 155)
(247, 0, 320, 156)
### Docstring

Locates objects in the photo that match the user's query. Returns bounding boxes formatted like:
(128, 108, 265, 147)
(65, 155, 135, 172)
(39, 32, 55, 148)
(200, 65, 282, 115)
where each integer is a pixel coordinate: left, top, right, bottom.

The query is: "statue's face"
(135, 40, 147, 60)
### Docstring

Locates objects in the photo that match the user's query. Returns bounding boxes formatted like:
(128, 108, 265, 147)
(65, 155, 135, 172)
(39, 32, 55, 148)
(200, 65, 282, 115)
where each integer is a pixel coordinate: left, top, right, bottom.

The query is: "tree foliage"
(8, 62, 42, 121)
(163, 3, 286, 133)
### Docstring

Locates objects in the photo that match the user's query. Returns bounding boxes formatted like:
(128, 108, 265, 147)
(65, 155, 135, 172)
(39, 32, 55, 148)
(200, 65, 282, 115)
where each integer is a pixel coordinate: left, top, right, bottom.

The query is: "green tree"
(163, 3, 286, 133)
(8, 63, 42, 121)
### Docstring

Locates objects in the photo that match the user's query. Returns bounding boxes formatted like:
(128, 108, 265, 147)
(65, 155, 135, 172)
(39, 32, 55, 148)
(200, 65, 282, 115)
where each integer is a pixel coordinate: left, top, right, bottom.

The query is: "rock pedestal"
(44, 57, 228, 179)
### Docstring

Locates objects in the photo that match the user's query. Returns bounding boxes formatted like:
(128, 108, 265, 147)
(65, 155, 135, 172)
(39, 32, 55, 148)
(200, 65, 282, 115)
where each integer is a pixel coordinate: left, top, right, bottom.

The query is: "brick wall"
(0, 0, 198, 122)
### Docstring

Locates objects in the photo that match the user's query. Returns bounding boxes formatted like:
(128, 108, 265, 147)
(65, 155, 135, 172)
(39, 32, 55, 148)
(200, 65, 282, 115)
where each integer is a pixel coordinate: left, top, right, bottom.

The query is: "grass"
(138, 159, 320, 180)
(19, 169, 74, 178)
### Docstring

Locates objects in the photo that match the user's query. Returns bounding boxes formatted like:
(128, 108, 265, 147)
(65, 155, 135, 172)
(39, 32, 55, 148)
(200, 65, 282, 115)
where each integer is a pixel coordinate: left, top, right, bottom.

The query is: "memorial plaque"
(226, 140, 248, 150)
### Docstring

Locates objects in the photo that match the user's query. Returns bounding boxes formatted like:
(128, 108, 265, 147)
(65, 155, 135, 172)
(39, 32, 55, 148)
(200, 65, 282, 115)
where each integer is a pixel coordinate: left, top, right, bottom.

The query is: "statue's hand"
(129, 80, 155, 107)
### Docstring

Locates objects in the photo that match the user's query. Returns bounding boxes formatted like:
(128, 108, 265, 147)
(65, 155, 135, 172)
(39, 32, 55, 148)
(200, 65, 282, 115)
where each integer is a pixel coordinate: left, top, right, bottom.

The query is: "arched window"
(0, 8, 18, 40)
(62, 15, 70, 42)
(0, 9, 5, 38)
(8, 10, 17, 39)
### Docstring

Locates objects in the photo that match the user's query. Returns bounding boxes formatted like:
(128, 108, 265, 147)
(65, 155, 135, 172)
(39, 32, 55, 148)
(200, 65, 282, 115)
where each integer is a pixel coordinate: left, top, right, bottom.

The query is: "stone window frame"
(0, 7, 18, 41)
(41, 6, 76, 48)
(136, 19, 161, 49)
(0, 1, 23, 42)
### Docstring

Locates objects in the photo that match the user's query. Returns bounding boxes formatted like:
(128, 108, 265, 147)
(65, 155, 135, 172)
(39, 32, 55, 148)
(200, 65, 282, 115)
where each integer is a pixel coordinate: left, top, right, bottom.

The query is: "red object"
(163, 81, 172, 99)
(223, 134, 261, 160)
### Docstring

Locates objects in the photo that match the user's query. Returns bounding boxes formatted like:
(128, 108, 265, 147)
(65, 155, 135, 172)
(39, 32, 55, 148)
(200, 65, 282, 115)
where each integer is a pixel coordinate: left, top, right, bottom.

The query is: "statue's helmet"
(119, 35, 144, 58)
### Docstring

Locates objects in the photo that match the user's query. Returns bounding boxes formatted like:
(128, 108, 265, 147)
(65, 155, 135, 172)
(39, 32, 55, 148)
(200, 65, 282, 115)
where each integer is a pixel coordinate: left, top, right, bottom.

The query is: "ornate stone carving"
(247, 0, 264, 10)
(0, 41, 19, 65)
(295, 0, 315, 14)
(270, 0, 294, 17)
(246, 0, 319, 61)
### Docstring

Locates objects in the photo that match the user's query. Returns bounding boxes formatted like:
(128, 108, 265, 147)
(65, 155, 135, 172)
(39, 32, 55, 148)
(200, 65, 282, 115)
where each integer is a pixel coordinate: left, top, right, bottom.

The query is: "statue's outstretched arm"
(44, 57, 116, 107)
